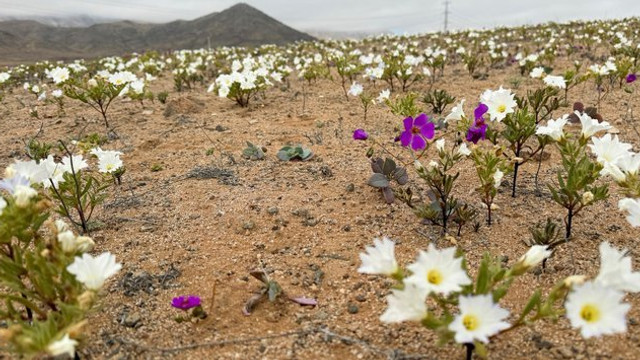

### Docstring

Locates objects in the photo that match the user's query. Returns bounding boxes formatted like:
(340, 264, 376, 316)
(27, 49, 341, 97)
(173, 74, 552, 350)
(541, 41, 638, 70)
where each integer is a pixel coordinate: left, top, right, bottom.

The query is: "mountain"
(0, 15, 119, 28)
(0, 3, 314, 65)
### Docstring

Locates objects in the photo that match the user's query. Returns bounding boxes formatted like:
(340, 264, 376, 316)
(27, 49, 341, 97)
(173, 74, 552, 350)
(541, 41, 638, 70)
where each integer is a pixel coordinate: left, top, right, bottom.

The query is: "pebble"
(123, 312, 142, 328)
(347, 303, 359, 314)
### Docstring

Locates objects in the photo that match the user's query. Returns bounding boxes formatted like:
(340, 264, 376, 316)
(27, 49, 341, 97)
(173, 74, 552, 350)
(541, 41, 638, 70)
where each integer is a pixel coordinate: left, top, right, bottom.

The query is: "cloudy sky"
(1, 0, 639, 33)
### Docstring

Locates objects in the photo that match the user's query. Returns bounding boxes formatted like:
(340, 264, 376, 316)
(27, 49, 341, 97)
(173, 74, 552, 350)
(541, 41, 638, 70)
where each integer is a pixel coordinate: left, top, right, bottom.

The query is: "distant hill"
(0, 3, 315, 65)
(0, 15, 119, 28)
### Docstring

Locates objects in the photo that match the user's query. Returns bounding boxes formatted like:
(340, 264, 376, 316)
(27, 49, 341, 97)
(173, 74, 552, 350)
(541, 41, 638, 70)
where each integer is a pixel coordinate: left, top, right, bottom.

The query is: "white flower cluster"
(359, 237, 640, 342)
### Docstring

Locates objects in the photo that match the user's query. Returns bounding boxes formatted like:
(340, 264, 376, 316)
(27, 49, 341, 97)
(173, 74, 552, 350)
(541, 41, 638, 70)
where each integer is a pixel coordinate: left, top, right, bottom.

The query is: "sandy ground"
(1, 57, 640, 359)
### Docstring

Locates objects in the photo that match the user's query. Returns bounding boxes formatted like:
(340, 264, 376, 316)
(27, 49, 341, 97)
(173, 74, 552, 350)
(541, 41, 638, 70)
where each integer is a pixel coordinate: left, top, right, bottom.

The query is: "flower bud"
(563, 275, 586, 288)
(582, 191, 594, 204)
(87, 79, 98, 87)
(78, 291, 96, 310)
(414, 160, 425, 172)
(66, 320, 88, 338)
(58, 231, 77, 253)
(75, 236, 95, 253)
(511, 245, 552, 275)
(365, 147, 374, 158)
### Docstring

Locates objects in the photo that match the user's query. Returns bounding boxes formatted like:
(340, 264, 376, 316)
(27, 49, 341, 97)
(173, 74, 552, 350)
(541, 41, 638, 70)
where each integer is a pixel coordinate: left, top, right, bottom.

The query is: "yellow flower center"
(427, 269, 443, 285)
(462, 314, 480, 331)
(580, 304, 601, 323)
(497, 104, 507, 113)
(106, 164, 114, 171)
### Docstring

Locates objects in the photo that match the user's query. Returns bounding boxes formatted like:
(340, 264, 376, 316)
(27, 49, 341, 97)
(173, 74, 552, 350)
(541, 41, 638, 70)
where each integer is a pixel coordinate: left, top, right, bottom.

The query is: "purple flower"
(399, 113, 435, 151)
(171, 295, 201, 310)
(466, 103, 488, 144)
(466, 122, 488, 144)
(0, 175, 30, 195)
(474, 103, 488, 120)
(353, 129, 369, 140)
(627, 74, 637, 83)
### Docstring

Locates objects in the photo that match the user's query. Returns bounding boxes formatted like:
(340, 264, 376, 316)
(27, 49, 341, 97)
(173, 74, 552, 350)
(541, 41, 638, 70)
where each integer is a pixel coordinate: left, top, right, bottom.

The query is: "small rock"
(555, 346, 573, 359)
(267, 206, 279, 215)
(140, 225, 154, 233)
(355, 295, 366, 302)
(346, 183, 355, 192)
(242, 220, 255, 230)
(123, 312, 142, 328)
(347, 303, 359, 314)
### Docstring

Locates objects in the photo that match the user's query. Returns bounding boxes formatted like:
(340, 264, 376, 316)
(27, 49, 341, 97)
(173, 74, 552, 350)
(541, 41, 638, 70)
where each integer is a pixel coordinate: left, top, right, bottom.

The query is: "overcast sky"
(1, 0, 639, 34)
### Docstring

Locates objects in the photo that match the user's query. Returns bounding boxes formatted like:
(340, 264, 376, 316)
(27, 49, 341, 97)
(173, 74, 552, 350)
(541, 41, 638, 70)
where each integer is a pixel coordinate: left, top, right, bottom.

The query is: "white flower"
(589, 134, 632, 179)
(530, 67, 545, 78)
(58, 230, 78, 253)
(377, 89, 390, 103)
(13, 184, 38, 207)
(457, 143, 471, 156)
(449, 294, 511, 343)
(0, 72, 10, 83)
(445, 99, 466, 122)
(61, 155, 89, 173)
(129, 80, 145, 95)
(536, 115, 568, 141)
(0, 197, 6, 215)
(618, 153, 640, 175)
(543, 75, 566, 89)
(47, 67, 70, 84)
(435, 138, 445, 152)
(52, 89, 63, 98)
(218, 86, 230, 98)
(108, 71, 136, 86)
(40, 155, 66, 188)
(55, 219, 70, 232)
(47, 334, 78, 358)
(66, 252, 122, 290)
(380, 283, 428, 323)
(565, 281, 629, 338)
(517, 245, 552, 269)
(578, 111, 611, 138)
(619, 198, 640, 227)
(595, 242, 640, 292)
(358, 237, 398, 276)
(348, 82, 363, 97)
(480, 87, 517, 122)
(493, 169, 504, 188)
(405, 243, 471, 296)
(91, 148, 123, 173)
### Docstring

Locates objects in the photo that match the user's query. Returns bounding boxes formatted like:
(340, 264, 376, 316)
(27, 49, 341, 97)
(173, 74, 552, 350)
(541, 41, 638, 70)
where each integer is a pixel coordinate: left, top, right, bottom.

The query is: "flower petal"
(411, 135, 426, 150)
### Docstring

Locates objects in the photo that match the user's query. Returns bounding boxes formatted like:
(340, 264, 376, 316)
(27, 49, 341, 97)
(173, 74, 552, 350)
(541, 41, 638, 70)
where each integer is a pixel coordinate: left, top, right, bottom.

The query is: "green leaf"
(368, 173, 390, 188)
(267, 281, 282, 302)
(520, 289, 542, 320)
(475, 254, 490, 294)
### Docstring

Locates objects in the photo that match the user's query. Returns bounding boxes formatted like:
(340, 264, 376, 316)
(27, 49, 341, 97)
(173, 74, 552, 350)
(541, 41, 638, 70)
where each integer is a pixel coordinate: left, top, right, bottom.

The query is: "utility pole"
(443, 0, 450, 33)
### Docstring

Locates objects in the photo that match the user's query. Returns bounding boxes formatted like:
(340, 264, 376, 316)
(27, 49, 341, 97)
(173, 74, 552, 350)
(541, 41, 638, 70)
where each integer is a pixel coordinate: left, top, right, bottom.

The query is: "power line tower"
(443, 0, 450, 33)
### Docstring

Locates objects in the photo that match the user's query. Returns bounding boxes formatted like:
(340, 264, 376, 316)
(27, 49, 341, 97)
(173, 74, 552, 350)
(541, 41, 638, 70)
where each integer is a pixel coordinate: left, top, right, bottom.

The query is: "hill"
(0, 3, 314, 64)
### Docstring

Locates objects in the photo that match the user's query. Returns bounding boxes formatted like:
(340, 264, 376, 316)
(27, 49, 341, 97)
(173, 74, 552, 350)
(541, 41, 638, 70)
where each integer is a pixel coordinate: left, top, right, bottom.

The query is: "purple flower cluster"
(171, 295, 201, 310)
(399, 113, 435, 151)
(466, 103, 489, 144)
(627, 73, 637, 84)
